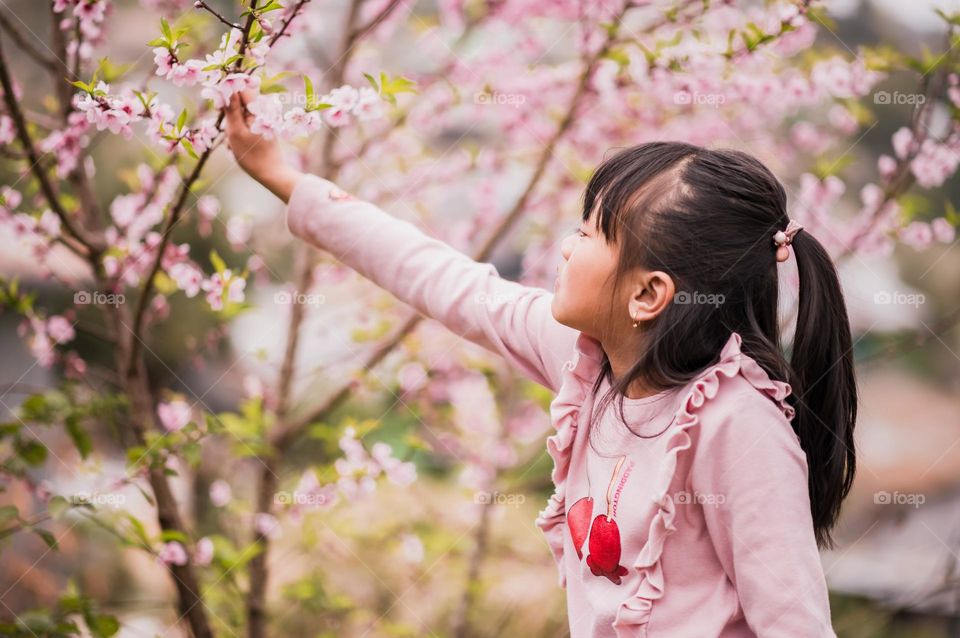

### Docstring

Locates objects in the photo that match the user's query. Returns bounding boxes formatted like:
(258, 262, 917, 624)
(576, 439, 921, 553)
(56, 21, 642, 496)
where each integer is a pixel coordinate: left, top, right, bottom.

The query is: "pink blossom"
(397, 361, 427, 393)
(153, 47, 175, 77)
(226, 216, 252, 248)
(828, 104, 857, 134)
(169, 262, 203, 297)
(157, 541, 188, 566)
(282, 107, 323, 138)
(197, 195, 220, 221)
(157, 399, 192, 432)
(899, 221, 933, 250)
(320, 85, 359, 127)
(910, 139, 960, 188)
(254, 512, 281, 540)
(877, 154, 897, 180)
(892, 127, 914, 159)
(38, 210, 62, 238)
(46, 315, 75, 344)
(201, 270, 246, 310)
(193, 537, 214, 566)
(399, 533, 424, 564)
(247, 94, 284, 139)
(202, 73, 260, 109)
(209, 479, 232, 507)
(370, 442, 418, 486)
(931, 217, 956, 243)
(353, 86, 384, 121)
(0, 116, 13, 144)
(168, 60, 205, 87)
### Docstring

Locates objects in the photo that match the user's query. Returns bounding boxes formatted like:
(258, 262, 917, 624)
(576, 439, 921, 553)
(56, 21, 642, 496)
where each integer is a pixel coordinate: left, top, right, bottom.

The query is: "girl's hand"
(224, 89, 303, 203)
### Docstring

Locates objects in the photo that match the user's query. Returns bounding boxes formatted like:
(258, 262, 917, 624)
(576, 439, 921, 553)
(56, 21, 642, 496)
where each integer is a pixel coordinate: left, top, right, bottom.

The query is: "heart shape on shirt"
(585, 514, 629, 585)
(566, 496, 593, 560)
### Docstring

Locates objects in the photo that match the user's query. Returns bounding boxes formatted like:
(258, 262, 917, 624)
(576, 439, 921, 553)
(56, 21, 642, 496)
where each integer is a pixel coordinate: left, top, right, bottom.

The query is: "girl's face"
(551, 200, 676, 346)
(551, 203, 622, 338)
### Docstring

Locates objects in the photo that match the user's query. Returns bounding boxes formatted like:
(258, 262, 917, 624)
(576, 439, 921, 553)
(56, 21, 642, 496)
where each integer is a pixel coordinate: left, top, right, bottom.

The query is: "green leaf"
(160, 529, 189, 544)
(176, 109, 187, 132)
(259, 1, 285, 13)
(124, 513, 151, 547)
(0, 505, 19, 526)
(87, 614, 119, 638)
(17, 439, 47, 466)
(64, 414, 92, 459)
(69, 79, 92, 93)
(160, 16, 172, 41)
(377, 72, 418, 107)
(180, 138, 199, 160)
(47, 496, 70, 519)
(32, 527, 58, 551)
(209, 249, 226, 274)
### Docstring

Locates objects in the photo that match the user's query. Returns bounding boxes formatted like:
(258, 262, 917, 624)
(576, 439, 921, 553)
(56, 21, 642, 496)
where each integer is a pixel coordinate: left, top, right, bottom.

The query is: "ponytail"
(788, 231, 858, 550)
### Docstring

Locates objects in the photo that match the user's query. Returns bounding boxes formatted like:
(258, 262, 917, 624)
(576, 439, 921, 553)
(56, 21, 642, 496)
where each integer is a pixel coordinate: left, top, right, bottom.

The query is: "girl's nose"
(560, 233, 577, 260)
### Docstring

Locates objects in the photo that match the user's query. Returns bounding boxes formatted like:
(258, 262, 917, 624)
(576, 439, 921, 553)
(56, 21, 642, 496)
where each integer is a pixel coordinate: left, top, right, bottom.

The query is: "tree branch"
(0, 9, 58, 70)
(0, 33, 100, 257)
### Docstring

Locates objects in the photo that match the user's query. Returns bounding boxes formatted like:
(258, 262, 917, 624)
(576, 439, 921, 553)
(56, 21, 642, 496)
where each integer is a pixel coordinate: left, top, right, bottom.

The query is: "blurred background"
(2, 0, 960, 636)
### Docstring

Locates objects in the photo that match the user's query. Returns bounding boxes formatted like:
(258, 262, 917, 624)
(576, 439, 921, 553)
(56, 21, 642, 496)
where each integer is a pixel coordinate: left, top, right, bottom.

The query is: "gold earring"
(632, 316, 640, 328)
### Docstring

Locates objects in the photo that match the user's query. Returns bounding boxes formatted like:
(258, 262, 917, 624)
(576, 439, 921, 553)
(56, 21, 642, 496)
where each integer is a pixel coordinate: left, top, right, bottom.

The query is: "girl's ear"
(626, 270, 675, 323)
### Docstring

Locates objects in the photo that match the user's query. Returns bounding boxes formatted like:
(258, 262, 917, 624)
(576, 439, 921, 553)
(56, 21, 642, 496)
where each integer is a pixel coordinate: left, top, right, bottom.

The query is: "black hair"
(584, 141, 857, 550)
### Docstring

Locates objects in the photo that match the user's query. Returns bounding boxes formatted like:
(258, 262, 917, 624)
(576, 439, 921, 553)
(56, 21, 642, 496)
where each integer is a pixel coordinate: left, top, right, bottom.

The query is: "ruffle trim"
(534, 332, 604, 589)
(611, 331, 794, 636)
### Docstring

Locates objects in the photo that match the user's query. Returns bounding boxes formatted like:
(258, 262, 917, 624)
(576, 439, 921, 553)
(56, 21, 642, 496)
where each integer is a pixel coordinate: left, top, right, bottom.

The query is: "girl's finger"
(225, 93, 244, 131)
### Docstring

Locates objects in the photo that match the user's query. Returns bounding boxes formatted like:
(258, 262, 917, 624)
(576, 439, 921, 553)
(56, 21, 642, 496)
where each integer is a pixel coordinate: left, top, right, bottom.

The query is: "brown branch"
(247, 0, 379, 634)
(0, 33, 99, 257)
(0, 9, 57, 70)
(268, 0, 311, 46)
(834, 30, 958, 263)
(193, 0, 242, 30)
(125, 2, 263, 381)
(348, 0, 403, 44)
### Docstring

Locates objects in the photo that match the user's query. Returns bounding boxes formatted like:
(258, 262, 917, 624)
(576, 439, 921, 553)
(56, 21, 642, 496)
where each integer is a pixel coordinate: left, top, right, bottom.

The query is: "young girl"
(225, 91, 855, 637)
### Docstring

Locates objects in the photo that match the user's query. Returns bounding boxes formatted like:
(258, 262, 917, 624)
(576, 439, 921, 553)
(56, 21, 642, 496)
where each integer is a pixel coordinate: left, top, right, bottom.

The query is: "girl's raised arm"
(283, 172, 578, 392)
(224, 90, 578, 391)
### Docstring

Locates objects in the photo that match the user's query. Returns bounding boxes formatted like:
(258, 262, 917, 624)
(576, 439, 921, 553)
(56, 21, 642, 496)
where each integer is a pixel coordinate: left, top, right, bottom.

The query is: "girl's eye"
(577, 230, 588, 238)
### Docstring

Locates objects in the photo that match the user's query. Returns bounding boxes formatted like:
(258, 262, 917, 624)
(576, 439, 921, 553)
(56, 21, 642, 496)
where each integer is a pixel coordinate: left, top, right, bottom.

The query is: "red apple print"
(567, 497, 593, 560)
(586, 514, 629, 585)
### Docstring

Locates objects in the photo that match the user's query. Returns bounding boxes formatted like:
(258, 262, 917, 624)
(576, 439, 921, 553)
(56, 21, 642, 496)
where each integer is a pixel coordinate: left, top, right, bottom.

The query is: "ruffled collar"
(571, 330, 794, 421)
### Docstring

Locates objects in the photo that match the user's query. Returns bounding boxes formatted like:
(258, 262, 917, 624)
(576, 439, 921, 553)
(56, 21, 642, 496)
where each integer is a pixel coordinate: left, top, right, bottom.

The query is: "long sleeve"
(690, 383, 837, 637)
(284, 172, 579, 393)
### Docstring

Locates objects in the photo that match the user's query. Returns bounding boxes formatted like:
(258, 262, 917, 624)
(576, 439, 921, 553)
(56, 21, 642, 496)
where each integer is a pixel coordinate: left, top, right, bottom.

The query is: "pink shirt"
(286, 173, 837, 637)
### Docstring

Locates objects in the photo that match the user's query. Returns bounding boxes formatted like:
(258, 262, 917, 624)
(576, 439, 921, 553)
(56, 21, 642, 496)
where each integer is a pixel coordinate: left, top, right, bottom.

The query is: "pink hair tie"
(772, 219, 804, 263)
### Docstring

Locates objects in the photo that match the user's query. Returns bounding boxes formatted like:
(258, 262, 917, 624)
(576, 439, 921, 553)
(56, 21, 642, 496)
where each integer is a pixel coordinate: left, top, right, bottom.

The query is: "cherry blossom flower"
(193, 537, 214, 566)
(209, 479, 232, 507)
(157, 399, 192, 432)
(157, 541, 189, 566)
